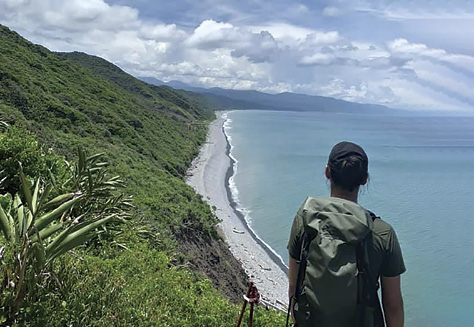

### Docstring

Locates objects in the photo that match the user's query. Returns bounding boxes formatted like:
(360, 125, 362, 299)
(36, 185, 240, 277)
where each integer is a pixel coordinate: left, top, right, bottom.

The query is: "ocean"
(223, 110, 474, 327)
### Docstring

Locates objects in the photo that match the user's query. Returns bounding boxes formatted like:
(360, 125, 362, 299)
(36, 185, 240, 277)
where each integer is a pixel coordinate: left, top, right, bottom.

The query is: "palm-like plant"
(0, 148, 132, 322)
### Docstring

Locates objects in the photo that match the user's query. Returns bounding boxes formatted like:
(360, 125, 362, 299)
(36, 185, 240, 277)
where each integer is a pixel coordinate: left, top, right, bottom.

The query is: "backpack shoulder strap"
(357, 209, 385, 327)
(358, 209, 380, 295)
(294, 230, 315, 300)
(367, 210, 379, 222)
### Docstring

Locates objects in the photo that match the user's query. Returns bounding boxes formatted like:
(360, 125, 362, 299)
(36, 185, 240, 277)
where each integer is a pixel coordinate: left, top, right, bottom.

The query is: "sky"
(1, 0, 474, 111)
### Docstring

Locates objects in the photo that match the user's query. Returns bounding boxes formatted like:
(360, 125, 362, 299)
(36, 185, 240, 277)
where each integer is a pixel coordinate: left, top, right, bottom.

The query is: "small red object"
(236, 282, 260, 327)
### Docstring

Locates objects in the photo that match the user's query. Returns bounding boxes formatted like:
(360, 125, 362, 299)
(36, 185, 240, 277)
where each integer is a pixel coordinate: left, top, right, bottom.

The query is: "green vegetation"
(0, 24, 285, 325)
(0, 124, 69, 195)
(0, 147, 130, 324)
(0, 24, 216, 238)
(22, 232, 283, 326)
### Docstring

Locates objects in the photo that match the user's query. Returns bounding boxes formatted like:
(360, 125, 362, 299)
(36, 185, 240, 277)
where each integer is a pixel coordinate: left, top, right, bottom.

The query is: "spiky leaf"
(30, 223, 63, 243)
(78, 147, 86, 174)
(0, 203, 13, 241)
(31, 178, 40, 214)
(13, 194, 25, 238)
(43, 193, 75, 209)
(46, 215, 120, 261)
(19, 166, 32, 212)
(34, 195, 84, 231)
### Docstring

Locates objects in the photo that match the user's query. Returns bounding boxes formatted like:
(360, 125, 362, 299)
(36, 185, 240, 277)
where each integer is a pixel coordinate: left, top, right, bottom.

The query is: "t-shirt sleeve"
(380, 227, 406, 277)
(287, 207, 305, 260)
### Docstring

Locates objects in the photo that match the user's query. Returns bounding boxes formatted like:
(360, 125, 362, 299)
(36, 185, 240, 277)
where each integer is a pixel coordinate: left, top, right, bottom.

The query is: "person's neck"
(330, 187, 359, 203)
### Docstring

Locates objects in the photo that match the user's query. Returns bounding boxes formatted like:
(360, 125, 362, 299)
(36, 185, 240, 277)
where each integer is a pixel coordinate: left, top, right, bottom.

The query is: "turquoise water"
(224, 110, 474, 327)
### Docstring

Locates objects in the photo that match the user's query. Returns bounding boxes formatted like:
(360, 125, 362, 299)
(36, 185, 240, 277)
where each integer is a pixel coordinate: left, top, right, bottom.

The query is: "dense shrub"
(0, 148, 132, 324)
(0, 124, 69, 195)
(21, 228, 285, 326)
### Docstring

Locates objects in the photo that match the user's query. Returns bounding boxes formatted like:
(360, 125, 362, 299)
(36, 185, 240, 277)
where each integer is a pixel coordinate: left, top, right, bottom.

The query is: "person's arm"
(288, 256, 299, 323)
(381, 275, 404, 327)
(287, 204, 305, 323)
(288, 257, 299, 301)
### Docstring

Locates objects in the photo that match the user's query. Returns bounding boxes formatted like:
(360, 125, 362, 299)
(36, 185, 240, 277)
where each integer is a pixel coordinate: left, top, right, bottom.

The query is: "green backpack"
(291, 197, 384, 327)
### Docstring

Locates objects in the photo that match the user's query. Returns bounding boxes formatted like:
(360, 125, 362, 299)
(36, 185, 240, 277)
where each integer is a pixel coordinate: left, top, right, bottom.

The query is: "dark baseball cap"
(328, 141, 368, 171)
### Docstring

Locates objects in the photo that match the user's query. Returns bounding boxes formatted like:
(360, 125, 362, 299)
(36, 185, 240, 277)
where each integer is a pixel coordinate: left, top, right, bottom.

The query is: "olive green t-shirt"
(287, 199, 406, 278)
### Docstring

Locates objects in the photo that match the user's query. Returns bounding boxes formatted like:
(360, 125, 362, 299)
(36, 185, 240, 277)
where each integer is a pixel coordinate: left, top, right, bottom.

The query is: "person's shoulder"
(370, 215, 400, 247)
(372, 216, 395, 235)
(370, 213, 407, 276)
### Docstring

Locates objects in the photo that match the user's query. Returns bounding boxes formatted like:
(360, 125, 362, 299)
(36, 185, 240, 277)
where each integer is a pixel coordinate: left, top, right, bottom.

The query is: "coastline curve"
(222, 113, 289, 274)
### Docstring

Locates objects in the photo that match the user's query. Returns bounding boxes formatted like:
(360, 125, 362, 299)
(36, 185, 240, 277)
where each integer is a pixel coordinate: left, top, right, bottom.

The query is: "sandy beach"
(186, 111, 289, 310)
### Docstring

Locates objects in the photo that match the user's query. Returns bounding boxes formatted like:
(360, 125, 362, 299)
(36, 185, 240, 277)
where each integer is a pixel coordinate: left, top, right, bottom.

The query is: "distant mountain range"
(139, 77, 392, 114)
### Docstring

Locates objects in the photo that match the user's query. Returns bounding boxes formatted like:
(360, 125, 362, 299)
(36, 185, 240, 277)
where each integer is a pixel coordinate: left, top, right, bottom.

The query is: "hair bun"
(331, 155, 368, 191)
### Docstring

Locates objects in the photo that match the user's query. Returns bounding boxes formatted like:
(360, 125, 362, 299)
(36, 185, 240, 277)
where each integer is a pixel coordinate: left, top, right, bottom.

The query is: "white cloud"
(369, 7, 474, 21)
(443, 54, 474, 74)
(139, 23, 186, 41)
(0, 0, 188, 68)
(299, 53, 337, 66)
(416, 69, 474, 102)
(304, 31, 342, 46)
(248, 23, 315, 41)
(312, 78, 398, 104)
(389, 80, 471, 111)
(388, 38, 474, 76)
(9, 0, 139, 32)
(185, 20, 280, 63)
(159, 61, 206, 77)
(186, 20, 235, 49)
(388, 38, 445, 59)
(322, 6, 342, 17)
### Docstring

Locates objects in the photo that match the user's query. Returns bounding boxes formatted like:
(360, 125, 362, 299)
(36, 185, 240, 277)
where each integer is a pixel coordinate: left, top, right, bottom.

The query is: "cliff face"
(0, 24, 247, 303)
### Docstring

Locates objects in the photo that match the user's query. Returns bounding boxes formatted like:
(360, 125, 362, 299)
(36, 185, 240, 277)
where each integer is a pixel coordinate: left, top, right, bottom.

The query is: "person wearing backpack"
(287, 141, 405, 327)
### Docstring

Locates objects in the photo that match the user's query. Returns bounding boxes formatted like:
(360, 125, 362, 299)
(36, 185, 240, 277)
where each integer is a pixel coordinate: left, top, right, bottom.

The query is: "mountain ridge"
(139, 76, 392, 113)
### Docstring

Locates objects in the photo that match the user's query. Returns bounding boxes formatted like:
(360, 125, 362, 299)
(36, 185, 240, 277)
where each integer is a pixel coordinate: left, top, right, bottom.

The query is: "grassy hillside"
(0, 24, 216, 239)
(56, 51, 217, 121)
(0, 24, 284, 325)
(0, 28, 210, 175)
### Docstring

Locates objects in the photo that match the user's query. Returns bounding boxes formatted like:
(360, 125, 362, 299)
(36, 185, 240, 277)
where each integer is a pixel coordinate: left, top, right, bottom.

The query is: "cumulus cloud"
(312, 78, 398, 104)
(299, 53, 338, 66)
(230, 31, 280, 63)
(186, 20, 235, 49)
(186, 20, 280, 63)
(304, 31, 342, 46)
(139, 23, 186, 41)
(388, 38, 446, 59)
(294, 31, 353, 67)
(295, 35, 393, 71)
(2, 0, 139, 32)
(248, 23, 314, 42)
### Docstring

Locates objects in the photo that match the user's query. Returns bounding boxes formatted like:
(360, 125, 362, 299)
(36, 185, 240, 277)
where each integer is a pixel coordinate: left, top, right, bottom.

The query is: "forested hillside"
(0, 24, 284, 325)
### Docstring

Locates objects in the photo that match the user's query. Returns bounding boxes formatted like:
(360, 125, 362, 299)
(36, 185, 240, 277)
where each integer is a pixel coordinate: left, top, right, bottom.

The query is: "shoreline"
(186, 111, 289, 310)
(222, 124, 289, 275)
